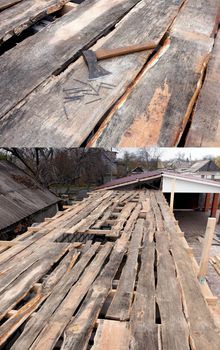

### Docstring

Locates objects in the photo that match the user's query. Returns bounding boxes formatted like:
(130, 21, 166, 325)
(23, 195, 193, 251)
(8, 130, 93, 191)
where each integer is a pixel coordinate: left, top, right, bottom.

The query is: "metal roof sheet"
(0, 160, 59, 230)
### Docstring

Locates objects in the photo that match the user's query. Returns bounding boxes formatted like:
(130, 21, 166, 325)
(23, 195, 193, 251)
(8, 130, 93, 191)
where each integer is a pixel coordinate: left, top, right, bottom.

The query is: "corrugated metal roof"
(188, 160, 220, 173)
(97, 170, 162, 190)
(0, 160, 59, 230)
(97, 170, 220, 190)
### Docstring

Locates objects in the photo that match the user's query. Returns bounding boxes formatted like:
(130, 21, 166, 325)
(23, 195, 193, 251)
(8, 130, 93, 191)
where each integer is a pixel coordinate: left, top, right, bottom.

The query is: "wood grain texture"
(156, 229, 190, 350)
(106, 219, 144, 320)
(61, 237, 127, 350)
(0, 0, 22, 11)
(186, 30, 220, 146)
(129, 211, 158, 350)
(0, 190, 219, 349)
(91, 0, 219, 147)
(92, 35, 213, 148)
(11, 243, 102, 350)
(0, 0, 141, 119)
(0, 0, 70, 43)
(0, 0, 185, 147)
(92, 320, 130, 350)
(156, 191, 220, 350)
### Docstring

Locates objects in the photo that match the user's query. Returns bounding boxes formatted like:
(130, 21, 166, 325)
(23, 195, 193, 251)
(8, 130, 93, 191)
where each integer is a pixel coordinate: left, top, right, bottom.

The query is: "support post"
(198, 217, 216, 283)
(210, 193, 219, 218)
(204, 193, 211, 212)
(170, 178, 176, 212)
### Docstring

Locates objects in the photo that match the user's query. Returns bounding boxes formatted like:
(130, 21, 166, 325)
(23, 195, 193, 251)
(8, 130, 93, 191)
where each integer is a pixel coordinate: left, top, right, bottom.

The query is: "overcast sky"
(114, 148, 220, 161)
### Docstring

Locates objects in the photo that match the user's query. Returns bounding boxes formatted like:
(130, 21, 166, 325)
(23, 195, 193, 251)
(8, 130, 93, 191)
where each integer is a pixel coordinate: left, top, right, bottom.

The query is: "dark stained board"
(186, 30, 220, 146)
(0, 0, 70, 43)
(0, 0, 185, 147)
(0, 0, 142, 119)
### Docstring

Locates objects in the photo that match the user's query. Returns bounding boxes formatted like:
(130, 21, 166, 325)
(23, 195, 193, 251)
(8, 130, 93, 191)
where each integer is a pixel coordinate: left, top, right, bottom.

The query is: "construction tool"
(82, 42, 157, 80)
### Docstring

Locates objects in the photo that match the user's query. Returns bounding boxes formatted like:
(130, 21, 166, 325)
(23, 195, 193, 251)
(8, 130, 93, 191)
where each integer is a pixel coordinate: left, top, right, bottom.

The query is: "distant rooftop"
(0, 160, 60, 231)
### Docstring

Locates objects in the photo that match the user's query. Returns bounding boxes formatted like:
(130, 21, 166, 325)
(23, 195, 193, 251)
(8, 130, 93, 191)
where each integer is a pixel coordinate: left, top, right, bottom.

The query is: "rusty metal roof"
(98, 170, 220, 190)
(0, 160, 59, 230)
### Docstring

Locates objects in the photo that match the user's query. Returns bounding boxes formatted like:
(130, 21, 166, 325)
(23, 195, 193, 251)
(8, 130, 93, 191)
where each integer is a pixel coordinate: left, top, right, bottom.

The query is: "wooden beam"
(170, 178, 176, 212)
(204, 193, 211, 212)
(198, 217, 216, 282)
(186, 30, 220, 146)
(0, 0, 22, 11)
(0, 0, 186, 147)
(210, 193, 219, 218)
(0, 0, 142, 120)
(0, 1, 70, 43)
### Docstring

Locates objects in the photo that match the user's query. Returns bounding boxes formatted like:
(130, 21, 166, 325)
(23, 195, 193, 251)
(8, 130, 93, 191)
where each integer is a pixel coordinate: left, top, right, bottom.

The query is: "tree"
(215, 156, 220, 168)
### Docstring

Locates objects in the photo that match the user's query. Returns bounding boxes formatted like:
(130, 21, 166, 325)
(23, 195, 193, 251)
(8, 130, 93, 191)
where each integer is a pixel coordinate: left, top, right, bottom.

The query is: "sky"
(114, 148, 220, 161)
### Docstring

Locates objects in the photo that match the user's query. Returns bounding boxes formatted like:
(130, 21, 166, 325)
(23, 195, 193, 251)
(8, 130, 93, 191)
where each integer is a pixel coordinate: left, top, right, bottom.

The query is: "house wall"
(162, 176, 220, 193)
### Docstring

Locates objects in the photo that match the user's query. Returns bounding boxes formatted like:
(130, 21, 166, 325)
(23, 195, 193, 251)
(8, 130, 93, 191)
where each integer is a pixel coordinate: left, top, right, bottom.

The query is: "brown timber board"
(0, 0, 142, 120)
(0, 0, 70, 43)
(0, 0, 185, 147)
(0, 0, 22, 11)
(92, 0, 219, 147)
(0, 189, 219, 349)
(186, 30, 220, 146)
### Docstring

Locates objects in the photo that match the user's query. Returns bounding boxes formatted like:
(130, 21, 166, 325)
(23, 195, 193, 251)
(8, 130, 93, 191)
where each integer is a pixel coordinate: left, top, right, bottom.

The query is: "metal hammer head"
(82, 50, 111, 80)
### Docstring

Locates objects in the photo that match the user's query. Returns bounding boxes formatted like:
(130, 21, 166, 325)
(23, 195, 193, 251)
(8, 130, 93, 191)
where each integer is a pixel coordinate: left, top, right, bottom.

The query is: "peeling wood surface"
(0, 0, 220, 146)
(93, 34, 213, 147)
(0, 0, 70, 43)
(186, 30, 220, 146)
(0, 0, 22, 11)
(0, 0, 141, 119)
(0, 189, 219, 349)
(0, 0, 185, 147)
(92, 0, 218, 147)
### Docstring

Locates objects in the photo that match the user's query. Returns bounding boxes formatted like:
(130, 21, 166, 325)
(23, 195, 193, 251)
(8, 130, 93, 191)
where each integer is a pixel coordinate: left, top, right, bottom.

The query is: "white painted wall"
(162, 175, 220, 193)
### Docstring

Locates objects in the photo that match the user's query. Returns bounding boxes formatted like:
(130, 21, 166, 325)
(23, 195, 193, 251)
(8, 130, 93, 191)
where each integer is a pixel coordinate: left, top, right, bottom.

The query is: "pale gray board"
(0, 0, 70, 43)
(0, 0, 141, 118)
(0, 0, 22, 11)
(186, 30, 220, 146)
(0, 0, 185, 147)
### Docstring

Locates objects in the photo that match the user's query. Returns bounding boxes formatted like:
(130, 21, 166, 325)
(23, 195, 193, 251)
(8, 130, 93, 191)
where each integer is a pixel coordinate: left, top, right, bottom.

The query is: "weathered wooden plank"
(120, 203, 141, 240)
(186, 30, 220, 146)
(91, 0, 219, 147)
(0, 0, 185, 147)
(108, 202, 136, 237)
(0, 0, 141, 121)
(0, 0, 22, 11)
(28, 243, 113, 350)
(0, 243, 69, 321)
(156, 191, 220, 350)
(156, 228, 190, 350)
(0, 243, 68, 293)
(106, 219, 144, 320)
(92, 34, 213, 147)
(92, 192, 125, 228)
(11, 243, 101, 350)
(129, 208, 158, 350)
(0, 0, 70, 43)
(61, 237, 128, 350)
(67, 193, 116, 234)
(92, 320, 130, 350)
(0, 249, 79, 346)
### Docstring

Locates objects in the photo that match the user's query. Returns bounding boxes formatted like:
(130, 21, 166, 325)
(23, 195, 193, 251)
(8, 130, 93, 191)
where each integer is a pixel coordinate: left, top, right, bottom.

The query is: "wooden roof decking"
(0, 0, 219, 147)
(0, 0, 71, 44)
(0, 189, 219, 349)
